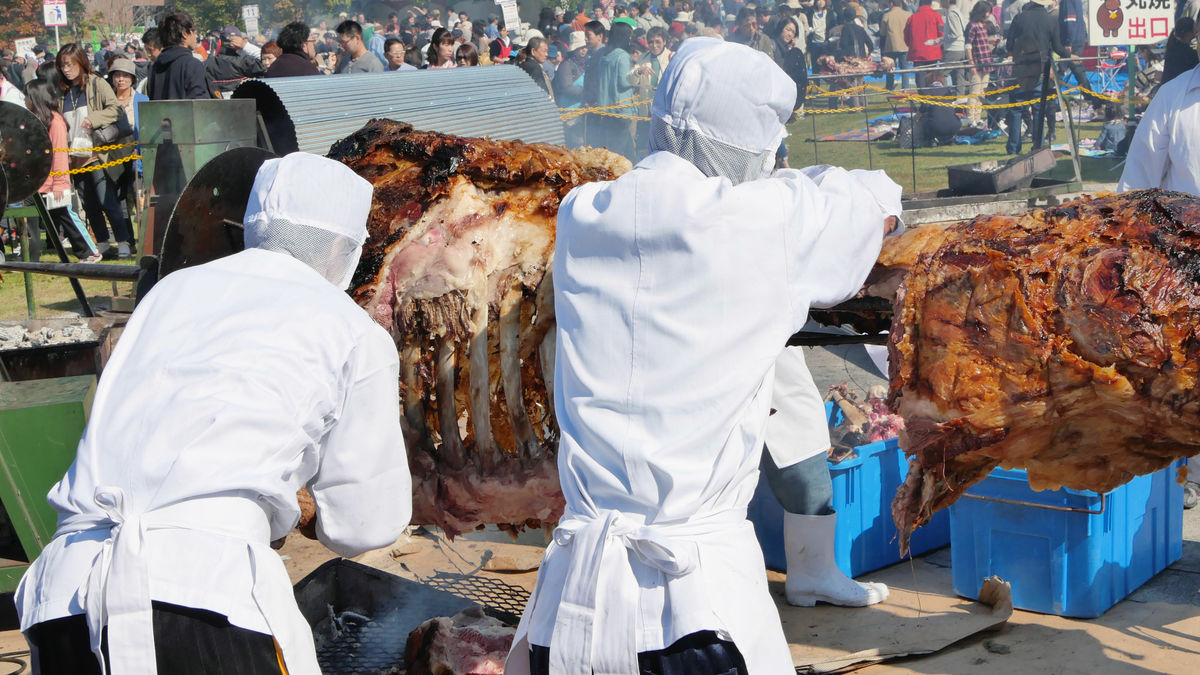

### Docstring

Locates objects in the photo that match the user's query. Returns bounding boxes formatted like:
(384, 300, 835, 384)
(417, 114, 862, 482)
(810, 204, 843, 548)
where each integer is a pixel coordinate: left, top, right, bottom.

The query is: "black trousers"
(25, 601, 285, 675)
(530, 630, 749, 675)
(72, 168, 134, 245)
(42, 205, 95, 259)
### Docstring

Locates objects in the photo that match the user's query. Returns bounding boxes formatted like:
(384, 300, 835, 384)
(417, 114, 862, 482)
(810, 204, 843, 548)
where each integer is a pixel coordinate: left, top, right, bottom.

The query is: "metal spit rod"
(0, 261, 142, 282)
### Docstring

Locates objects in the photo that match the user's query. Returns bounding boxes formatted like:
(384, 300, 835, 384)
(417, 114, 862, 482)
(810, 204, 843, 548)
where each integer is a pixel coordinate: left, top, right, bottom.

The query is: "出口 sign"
(1088, 0, 1174, 46)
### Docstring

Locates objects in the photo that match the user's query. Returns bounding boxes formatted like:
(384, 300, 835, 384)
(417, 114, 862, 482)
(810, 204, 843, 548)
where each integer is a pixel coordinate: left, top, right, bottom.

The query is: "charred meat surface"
(330, 120, 630, 536)
(889, 190, 1200, 553)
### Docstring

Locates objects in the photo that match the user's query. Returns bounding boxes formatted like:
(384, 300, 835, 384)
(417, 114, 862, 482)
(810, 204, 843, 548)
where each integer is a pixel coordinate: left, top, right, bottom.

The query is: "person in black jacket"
(555, 33, 588, 147)
(515, 37, 555, 99)
(206, 28, 265, 95)
(836, 14, 873, 59)
(265, 22, 322, 78)
(146, 11, 213, 100)
(772, 15, 809, 114)
(1057, 0, 1104, 109)
(1162, 18, 1199, 85)
(1004, 0, 1067, 154)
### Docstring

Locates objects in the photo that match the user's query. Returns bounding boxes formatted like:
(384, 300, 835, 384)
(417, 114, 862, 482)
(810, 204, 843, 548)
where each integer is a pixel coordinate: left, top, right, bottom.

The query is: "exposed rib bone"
(520, 268, 556, 362)
(469, 303, 499, 472)
(436, 337, 468, 470)
(538, 330, 556, 433)
(401, 344, 430, 451)
(500, 289, 538, 459)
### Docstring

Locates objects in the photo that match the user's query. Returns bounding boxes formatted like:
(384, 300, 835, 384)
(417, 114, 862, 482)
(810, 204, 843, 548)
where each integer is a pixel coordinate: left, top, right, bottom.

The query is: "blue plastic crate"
(749, 402, 950, 576)
(950, 461, 1184, 618)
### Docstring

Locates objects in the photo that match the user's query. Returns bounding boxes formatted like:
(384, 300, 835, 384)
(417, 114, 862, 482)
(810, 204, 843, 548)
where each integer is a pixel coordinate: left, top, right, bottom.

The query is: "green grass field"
(783, 89, 1116, 192)
(0, 250, 137, 320)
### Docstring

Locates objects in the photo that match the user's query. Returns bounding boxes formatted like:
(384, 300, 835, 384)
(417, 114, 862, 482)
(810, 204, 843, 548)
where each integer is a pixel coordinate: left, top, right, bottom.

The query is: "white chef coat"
(506, 151, 901, 674)
(763, 346, 831, 467)
(1118, 64, 1200, 196)
(16, 248, 411, 675)
(0, 78, 24, 105)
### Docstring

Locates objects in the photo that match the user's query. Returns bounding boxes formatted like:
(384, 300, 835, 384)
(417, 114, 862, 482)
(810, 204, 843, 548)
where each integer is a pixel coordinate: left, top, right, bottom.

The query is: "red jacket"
(904, 5, 944, 63)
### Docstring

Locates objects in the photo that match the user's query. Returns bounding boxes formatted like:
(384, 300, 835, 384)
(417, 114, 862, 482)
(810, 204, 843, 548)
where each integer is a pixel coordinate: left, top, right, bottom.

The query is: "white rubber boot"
(784, 512, 890, 607)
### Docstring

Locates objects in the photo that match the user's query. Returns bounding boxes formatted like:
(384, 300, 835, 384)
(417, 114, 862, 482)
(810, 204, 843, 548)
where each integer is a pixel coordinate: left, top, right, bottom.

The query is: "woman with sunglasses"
(455, 42, 481, 66)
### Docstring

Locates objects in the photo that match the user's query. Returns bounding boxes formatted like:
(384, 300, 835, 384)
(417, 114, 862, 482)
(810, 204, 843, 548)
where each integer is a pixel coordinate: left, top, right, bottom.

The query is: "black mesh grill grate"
(311, 572, 530, 674)
(419, 572, 531, 625)
(315, 608, 408, 675)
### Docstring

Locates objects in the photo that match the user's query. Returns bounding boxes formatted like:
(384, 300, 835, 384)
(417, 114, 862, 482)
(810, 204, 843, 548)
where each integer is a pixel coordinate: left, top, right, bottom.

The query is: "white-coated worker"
(16, 153, 412, 675)
(505, 37, 903, 675)
(1117, 62, 1200, 195)
(761, 347, 889, 607)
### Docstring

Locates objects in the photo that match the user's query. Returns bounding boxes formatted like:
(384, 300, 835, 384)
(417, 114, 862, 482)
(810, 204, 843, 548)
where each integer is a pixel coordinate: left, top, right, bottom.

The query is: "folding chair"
(1093, 49, 1128, 95)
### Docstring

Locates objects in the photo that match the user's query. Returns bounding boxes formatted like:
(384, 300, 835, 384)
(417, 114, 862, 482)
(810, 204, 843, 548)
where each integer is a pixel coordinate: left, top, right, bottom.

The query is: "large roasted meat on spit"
(327, 120, 630, 536)
(889, 189, 1200, 553)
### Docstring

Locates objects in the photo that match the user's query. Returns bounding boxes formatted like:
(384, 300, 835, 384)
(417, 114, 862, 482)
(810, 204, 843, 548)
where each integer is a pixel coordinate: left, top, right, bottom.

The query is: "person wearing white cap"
(16, 153, 412, 675)
(505, 37, 902, 675)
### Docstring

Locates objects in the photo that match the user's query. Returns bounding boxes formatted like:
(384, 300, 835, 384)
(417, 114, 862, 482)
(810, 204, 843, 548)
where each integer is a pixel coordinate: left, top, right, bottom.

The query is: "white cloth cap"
(243, 153, 374, 289)
(651, 37, 795, 157)
(649, 37, 795, 183)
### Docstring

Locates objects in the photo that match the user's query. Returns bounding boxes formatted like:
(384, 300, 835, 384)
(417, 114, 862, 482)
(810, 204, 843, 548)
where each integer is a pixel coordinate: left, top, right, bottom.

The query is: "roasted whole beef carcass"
(889, 189, 1200, 553)
(328, 120, 630, 536)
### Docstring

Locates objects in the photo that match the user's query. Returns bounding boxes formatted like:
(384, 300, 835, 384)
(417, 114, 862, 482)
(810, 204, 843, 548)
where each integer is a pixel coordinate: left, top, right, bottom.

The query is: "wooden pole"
(19, 219, 35, 319)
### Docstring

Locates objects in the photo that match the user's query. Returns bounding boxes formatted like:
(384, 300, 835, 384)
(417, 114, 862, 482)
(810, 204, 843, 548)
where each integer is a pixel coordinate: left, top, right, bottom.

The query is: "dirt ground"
(0, 510, 1195, 674)
(287, 520, 1200, 675)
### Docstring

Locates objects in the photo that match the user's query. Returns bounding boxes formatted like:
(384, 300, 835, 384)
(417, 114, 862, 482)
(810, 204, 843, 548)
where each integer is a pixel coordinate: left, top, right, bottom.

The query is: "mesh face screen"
(244, 218, 362, 289)
(649, 119, 775, 185)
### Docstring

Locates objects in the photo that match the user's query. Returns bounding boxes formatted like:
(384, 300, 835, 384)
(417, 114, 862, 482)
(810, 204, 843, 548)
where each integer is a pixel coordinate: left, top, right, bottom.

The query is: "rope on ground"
(805, 82, 1019, 99)
(52, 141, 139, 153)
(1075, 86, 1126, 103)
(804, 105, 871, 114)
(903, 91, 1066, 109)
(862, 83, 1020, 99)
(559, 96, 651, 120)
(806, 83, 871, 97)
(50, 154, 143, 177)
(558, 82, 1123, 120)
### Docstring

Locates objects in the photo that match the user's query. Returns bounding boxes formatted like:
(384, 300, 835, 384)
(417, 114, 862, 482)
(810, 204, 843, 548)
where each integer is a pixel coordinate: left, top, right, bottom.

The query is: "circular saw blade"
(158, 146, 276, 278)
(0, 101, 53, 205)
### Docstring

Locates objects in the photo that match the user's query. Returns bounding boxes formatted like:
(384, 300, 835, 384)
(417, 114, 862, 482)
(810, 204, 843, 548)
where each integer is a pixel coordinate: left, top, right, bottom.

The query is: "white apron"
(505, 153, 902, 673)
(20, 491, 318, 675)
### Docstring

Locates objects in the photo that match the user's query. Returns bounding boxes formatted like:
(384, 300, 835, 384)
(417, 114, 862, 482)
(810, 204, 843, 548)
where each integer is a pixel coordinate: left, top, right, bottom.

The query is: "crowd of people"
(1, 0, 1196, 262)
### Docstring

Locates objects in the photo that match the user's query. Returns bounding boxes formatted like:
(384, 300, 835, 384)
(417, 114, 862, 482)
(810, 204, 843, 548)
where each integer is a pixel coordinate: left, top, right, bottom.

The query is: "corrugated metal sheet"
(233, 68, 565, 155)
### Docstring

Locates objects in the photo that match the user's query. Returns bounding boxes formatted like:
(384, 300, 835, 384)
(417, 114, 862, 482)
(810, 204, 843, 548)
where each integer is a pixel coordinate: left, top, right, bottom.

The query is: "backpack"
(897, 114, 929, 149)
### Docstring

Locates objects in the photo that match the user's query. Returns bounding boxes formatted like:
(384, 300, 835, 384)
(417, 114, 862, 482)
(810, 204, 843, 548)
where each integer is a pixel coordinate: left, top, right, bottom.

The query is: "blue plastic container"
(749, 403, 950, 576)
(950, 461, 1184, 618)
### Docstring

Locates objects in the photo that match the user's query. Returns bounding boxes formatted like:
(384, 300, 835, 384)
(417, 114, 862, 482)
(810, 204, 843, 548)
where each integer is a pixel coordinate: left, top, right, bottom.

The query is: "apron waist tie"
(57, 489, 273, 675)
(546, 508, 747, 675)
